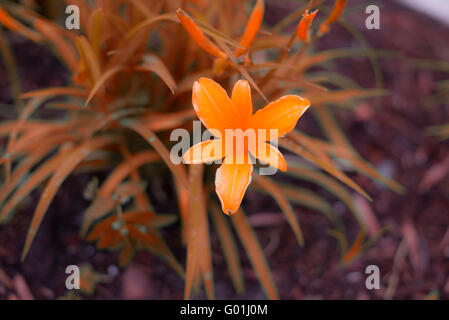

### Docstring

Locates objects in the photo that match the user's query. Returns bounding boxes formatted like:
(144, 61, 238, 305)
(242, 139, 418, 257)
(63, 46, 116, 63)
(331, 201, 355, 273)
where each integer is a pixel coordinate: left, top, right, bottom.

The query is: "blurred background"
(0, 0, 448, 299)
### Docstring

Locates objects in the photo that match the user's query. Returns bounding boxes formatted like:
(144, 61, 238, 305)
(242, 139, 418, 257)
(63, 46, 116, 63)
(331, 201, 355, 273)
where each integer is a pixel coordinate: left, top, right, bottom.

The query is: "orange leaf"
(20, 87, 86, 99)
(279, 138, 372, 201)
(34, 18, 78, 72)
(121, 119, 188, 189)
(0, 7, 41, 42)
(85, 66, 123, 106)
(319, 0, 347, 34)
(210, 204, 244, 294)
(231, 209, 279, 299)
(75, 35, 101, 84)
(235, 0, 264, 57)
(119, 239, 135, 266)
(0, 148, 69, 224)
(342, 230, 365, 264)
(98, 151, 160, 198)
(137, 54, 176, 94)
(254, 175, 303, 245)
(176, 8, 227, 59)
(21, 136, 116, 260)
(185, 164, 214, 299)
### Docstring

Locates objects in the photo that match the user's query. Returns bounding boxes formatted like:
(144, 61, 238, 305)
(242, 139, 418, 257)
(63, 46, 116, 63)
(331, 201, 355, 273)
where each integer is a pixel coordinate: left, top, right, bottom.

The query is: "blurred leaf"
(210, 203, 244, 294)
(277, 182, 345, 232)
(137, 54, 176, 94)
(20, 87, 86, 99)
(0, 25, 22, 107)
(0, 150, 68, 223)
(120, 119, 188, 189)
(79, 264, 101, 295)
(34, 18, 78, 72)
(279, 138, 371, 201)
(254, 175, 304, 246)
(21, 135, 116, 260)
(335, 151, 405, 194)
(342, 229, 365, 264)
(0, 6, 42, 42)
(185, 164, 214, 299)
(231, 209, 279, 300)
(285, 164, 362, 227)
(86, 66, 124, 105)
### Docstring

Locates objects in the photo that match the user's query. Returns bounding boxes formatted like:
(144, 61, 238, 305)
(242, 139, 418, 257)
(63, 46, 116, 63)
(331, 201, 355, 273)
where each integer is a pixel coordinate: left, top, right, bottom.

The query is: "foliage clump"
(0, 0, 403, 299)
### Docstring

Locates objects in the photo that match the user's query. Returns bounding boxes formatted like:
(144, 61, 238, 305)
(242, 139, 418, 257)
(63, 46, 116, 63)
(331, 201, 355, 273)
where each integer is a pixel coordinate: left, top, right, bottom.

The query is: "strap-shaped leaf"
(21, 135, 116, 260)
(185, 164, 214, 299)
(121, 119, 188, 189)
(137, 54, 176, 94)
(231, 209, 279, 300)
(0, 6, 42, 42)
(0, 150, 68, 223)
(279, 138, 371, 201)
(34, 18, 78, 72)
(20, 87, 86, 99)
(276, 183, 345, 232)
(210, 203, 244, 294)
(285, 164, 363, 227)
(85, 66, 124, 105)
(254, 175, 304, 246)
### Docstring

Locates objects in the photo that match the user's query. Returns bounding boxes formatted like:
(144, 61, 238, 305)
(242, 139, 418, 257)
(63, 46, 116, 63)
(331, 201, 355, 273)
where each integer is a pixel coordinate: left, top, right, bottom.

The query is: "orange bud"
(319, 0, 347, 35)
(176, 8, 227, 60)
(235, 0, 264, 58)
(297, 9, 318, 43)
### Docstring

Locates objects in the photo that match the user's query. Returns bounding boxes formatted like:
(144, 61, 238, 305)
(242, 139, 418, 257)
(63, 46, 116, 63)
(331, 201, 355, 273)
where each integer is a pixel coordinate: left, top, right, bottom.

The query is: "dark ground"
(0, 1, 448, 299)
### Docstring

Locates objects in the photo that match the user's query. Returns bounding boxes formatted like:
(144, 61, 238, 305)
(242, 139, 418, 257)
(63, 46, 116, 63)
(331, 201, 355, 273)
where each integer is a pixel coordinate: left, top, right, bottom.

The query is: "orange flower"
(183, 78, 310, 215)
(297, 9, 318, 43)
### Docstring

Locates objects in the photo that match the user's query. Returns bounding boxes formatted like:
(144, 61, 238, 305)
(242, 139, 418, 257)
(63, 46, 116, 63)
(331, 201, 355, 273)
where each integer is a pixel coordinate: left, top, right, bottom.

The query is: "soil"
(0, 0, 448, 300)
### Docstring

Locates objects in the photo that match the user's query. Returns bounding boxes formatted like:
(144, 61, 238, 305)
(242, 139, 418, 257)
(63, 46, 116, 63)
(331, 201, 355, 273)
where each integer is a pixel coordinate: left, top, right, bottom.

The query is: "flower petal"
(183, 139, 223, 164)
(193, 78, 242, 136)
(249, 95, 310, 140)
(249, 142, 287, 171)
(231, 80, 253, 128)
(215, 163, 253, 215)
